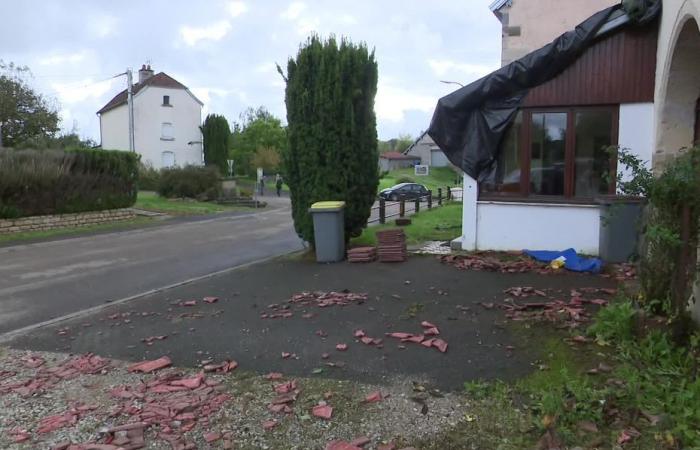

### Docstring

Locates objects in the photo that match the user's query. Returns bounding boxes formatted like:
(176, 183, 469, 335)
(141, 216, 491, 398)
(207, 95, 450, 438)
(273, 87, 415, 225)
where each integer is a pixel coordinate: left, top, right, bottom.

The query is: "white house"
(97, 65, 204, 169)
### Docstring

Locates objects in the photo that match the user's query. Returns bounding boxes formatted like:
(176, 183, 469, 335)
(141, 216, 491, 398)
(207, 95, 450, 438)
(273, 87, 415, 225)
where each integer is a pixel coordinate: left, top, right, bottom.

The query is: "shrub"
(396, 176, 415, 184)
(138, 162, 161, 191)
(0, 148, 138, 218)
(157, 165, 221, 200)
(201, 114, 231, 175)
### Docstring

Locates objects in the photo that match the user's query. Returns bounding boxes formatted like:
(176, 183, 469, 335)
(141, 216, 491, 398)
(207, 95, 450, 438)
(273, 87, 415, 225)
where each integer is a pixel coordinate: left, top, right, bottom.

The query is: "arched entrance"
(656, 17, 700, 169)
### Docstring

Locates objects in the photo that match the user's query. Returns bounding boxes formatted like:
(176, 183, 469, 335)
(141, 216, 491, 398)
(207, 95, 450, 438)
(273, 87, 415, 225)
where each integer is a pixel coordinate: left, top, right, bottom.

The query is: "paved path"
(0, 197, 302, 335)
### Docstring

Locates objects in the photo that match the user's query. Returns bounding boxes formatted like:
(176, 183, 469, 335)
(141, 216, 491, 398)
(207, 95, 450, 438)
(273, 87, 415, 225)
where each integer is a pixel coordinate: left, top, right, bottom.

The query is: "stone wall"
(0, 209, 135, 235)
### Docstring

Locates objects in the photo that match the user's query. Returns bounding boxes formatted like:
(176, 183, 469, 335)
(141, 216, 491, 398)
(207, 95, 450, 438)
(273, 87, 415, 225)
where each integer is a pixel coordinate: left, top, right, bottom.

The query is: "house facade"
(403, 132, 451, 167)
(97, 65, 204, 169)
(490, 0, 618, 66)
(440, 4, 658, 256)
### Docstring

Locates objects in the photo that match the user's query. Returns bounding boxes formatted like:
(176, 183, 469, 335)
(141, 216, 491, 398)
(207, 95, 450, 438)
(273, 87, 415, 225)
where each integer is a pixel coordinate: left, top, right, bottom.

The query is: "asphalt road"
(0, 197, 302, 336)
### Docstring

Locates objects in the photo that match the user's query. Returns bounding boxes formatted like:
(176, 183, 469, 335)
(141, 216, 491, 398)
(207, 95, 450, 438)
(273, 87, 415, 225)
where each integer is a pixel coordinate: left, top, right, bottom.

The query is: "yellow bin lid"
(310, 201, 345, 212)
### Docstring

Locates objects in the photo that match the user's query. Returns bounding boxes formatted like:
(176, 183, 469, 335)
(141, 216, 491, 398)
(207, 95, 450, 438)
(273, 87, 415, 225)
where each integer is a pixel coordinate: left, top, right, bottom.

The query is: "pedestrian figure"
(275, 174, 283, 197)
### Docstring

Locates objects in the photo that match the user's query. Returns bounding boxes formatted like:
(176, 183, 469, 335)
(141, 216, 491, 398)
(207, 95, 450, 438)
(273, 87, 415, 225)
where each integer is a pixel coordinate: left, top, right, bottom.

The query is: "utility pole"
(126, 68, 135, 152)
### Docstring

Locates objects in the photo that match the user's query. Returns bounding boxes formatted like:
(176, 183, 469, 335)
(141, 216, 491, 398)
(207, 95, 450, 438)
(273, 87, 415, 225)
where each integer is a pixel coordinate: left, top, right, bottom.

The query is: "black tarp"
(427, 1, 661, 181)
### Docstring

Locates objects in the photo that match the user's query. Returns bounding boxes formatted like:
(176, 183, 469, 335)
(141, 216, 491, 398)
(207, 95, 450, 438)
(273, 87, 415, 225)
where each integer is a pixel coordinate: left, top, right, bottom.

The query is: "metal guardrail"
(367, 186, 463, 225)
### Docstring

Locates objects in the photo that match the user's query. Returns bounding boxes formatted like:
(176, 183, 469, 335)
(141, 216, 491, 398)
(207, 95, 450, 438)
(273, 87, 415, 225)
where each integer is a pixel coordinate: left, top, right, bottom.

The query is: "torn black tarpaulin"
(427, 2, 660, 181)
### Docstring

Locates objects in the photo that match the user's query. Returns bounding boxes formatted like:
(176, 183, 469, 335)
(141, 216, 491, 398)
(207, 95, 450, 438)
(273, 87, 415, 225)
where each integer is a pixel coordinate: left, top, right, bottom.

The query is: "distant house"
(97, 64, 204, 169)
(378, 152, 421, 172)
(403, 132, 450, 167)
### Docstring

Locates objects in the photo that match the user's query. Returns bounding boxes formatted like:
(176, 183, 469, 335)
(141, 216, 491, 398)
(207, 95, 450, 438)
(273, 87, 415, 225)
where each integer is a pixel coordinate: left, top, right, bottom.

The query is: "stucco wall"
(653, 0, 700, 323)
(99, 86, 203, 169)
(497, 0, 618, 66)
(618, 103, 655, 186)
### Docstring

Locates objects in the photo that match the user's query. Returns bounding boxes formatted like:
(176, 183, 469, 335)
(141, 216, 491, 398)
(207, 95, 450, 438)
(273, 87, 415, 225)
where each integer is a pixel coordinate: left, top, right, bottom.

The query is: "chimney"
(138, 64, 154, 83)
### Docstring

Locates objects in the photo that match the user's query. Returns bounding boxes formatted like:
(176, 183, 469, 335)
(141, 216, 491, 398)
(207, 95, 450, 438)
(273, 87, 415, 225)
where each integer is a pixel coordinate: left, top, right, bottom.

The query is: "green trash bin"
(309, 201, 346, 263)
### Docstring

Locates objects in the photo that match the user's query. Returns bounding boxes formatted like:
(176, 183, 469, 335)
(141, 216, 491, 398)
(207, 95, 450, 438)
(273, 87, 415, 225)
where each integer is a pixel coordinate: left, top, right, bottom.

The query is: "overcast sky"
(0, 0, 501, 141)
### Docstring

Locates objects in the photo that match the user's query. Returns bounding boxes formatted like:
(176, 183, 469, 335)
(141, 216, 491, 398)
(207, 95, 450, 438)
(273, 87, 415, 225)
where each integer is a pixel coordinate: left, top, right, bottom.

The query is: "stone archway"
(655, 16, 700, 169)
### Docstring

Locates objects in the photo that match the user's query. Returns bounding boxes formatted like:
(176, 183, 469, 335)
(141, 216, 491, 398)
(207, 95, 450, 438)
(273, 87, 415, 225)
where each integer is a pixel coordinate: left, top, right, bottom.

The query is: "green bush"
(157, 165, 221, 200)
(396, 176, 415, 184)
(0, 148, 138, 218)
(138, 162, 161, 191)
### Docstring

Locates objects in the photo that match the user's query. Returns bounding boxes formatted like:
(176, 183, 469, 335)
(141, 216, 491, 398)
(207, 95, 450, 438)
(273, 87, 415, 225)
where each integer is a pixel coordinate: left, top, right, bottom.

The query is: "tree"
(0, 61, 59, 148)
(281, 35, 379, 244)
(230, 106, 287, 174)
(251, 147, 281, 173)
(201, 114, 231, 175)
(378, 133, 414, 154)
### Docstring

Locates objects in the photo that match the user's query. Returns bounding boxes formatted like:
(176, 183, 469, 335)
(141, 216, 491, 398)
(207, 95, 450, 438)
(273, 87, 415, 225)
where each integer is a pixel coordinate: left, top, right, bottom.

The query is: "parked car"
(378, 183, 429, 201)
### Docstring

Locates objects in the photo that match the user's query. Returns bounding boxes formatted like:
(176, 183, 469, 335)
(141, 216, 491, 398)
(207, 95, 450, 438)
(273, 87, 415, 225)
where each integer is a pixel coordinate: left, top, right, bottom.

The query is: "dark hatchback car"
(378, 183, 429, 201)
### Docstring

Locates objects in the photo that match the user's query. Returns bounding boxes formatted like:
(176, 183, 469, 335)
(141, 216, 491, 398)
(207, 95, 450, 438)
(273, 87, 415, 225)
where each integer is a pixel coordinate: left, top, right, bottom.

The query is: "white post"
(126, 69, 135, 152)
(453, 173, 478, 251)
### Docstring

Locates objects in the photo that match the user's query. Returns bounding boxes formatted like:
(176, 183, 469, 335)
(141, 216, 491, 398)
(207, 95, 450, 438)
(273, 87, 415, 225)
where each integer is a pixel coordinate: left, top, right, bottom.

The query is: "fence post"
(415, 198, 420, 213)
(447, 186, 452, 201)
(379, 199, 386, 224)
(399, 199, 405, 217)
(437, 188, 442, 206)
(427, 190, 432, 209)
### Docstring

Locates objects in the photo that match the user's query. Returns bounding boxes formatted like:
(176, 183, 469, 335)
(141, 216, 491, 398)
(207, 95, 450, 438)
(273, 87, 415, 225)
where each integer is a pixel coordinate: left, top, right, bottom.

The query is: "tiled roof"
(97, 72, 190, 114)
(380, 152, 421, 160)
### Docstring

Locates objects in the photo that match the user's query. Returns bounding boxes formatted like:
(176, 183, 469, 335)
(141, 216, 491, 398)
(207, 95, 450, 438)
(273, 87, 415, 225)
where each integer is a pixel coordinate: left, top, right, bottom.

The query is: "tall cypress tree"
(282, 36, 379, 244)
(201, 114, 231, 175)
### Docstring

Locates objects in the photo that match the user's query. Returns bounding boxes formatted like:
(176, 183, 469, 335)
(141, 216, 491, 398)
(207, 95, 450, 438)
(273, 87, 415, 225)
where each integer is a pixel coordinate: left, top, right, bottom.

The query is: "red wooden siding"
(523, 25, 658, 107)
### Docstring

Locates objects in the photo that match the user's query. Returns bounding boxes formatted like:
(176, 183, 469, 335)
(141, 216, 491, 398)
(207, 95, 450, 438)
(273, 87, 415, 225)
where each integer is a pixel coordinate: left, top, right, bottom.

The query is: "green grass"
(378, 166, 461, 193)
(0, 217, 154, 245)
(351, 201, 462, 247)
(134, 191, 242, 215)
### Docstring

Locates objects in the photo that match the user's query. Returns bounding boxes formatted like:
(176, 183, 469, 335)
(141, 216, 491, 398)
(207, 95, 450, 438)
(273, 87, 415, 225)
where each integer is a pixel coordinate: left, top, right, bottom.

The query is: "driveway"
(0, 197, 302, 336)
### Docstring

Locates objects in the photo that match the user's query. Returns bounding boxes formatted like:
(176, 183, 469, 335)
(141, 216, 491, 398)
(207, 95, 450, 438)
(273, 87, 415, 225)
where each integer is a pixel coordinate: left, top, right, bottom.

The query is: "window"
(162, 95, 170, 106)
(482, 112, 522, 194)
(530, 112, 566, 196)
(161, 122, 174, 141)
(481, 107, 617, 201)
(161, 151, 175, 168)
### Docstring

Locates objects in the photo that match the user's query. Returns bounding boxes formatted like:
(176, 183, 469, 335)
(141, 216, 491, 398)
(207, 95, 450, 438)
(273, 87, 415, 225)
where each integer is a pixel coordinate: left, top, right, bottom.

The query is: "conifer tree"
(201, 114, 231, 175)
(281, 36, 379, 244)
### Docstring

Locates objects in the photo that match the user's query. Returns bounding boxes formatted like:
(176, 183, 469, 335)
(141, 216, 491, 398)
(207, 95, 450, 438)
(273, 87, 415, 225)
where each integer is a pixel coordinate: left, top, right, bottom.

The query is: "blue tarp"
(524, 248, 603, 274)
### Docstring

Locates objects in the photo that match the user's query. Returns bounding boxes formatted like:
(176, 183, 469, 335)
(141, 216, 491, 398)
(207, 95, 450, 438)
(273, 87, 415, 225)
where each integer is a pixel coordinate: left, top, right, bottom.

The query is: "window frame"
(160, 122, 175, 141)
(162, 95, 171, 107)
(480, 105, 619, 203)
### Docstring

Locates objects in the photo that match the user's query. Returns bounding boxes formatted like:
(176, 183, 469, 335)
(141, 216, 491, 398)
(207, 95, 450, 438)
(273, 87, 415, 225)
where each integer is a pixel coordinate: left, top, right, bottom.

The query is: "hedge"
(156, 165, 221, 200)
(0, 148, 139, 219)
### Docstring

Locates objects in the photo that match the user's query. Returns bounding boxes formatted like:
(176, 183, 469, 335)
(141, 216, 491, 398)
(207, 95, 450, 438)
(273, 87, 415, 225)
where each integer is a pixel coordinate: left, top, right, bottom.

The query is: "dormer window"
(162, 95, 171, 106)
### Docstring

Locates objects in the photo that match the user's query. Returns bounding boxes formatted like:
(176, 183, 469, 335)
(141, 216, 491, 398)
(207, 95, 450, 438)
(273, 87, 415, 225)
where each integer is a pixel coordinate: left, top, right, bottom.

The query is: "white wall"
(134, 86, 202, 168)
(618, 103, 654, 187)
(99, 85, 203, 169)
(100, 106, 130, 151)
(476, 201, 601, 255)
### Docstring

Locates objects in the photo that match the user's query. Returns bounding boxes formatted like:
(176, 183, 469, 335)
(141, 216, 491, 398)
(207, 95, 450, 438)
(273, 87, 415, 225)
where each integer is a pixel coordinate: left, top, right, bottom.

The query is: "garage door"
(430, 150, 449, 167)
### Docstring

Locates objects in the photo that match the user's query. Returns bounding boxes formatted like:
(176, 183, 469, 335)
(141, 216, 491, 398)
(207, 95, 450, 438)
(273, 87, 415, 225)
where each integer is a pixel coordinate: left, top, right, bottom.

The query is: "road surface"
(0, 197, 302, 335)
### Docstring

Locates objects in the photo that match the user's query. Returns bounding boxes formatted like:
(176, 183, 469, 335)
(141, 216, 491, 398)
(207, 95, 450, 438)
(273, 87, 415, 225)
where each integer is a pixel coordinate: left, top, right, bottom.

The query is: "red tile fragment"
(204, 432, 222, 443)
(321, 353, 331, 359)
(421, 338, 435, 347)
(281, 352, 292, 359)
(262, 419, 278, 430)
(386, 332, 411, 339)
(171, 373, 204, 389)
(265, 372, 284, 380)
(403, 334, 425, 344)
(423, 327, 440, 336)
(364, 391, 383, 403)
(335, 343, 348, 351)
(360, 337, 374, 345)
(274, 380, 297, 394)
(180, 300, 197, 307)
(203, 296, 219, 304)
(420, 321, 437, 328)
(325, 441, 362, 450)
(432, 339, 448, 353)
(312, 403, 333, 420)
(20, 355, 45, 368)
(128, 356, 172, 373)
(354, 329, 366, 338)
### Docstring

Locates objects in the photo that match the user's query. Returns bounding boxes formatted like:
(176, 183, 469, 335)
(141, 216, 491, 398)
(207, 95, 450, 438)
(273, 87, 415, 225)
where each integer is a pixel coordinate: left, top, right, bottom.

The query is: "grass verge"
(351, 202, 462, 247)
(0, 217, 154, 245)
(134, 191, 242, 215)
